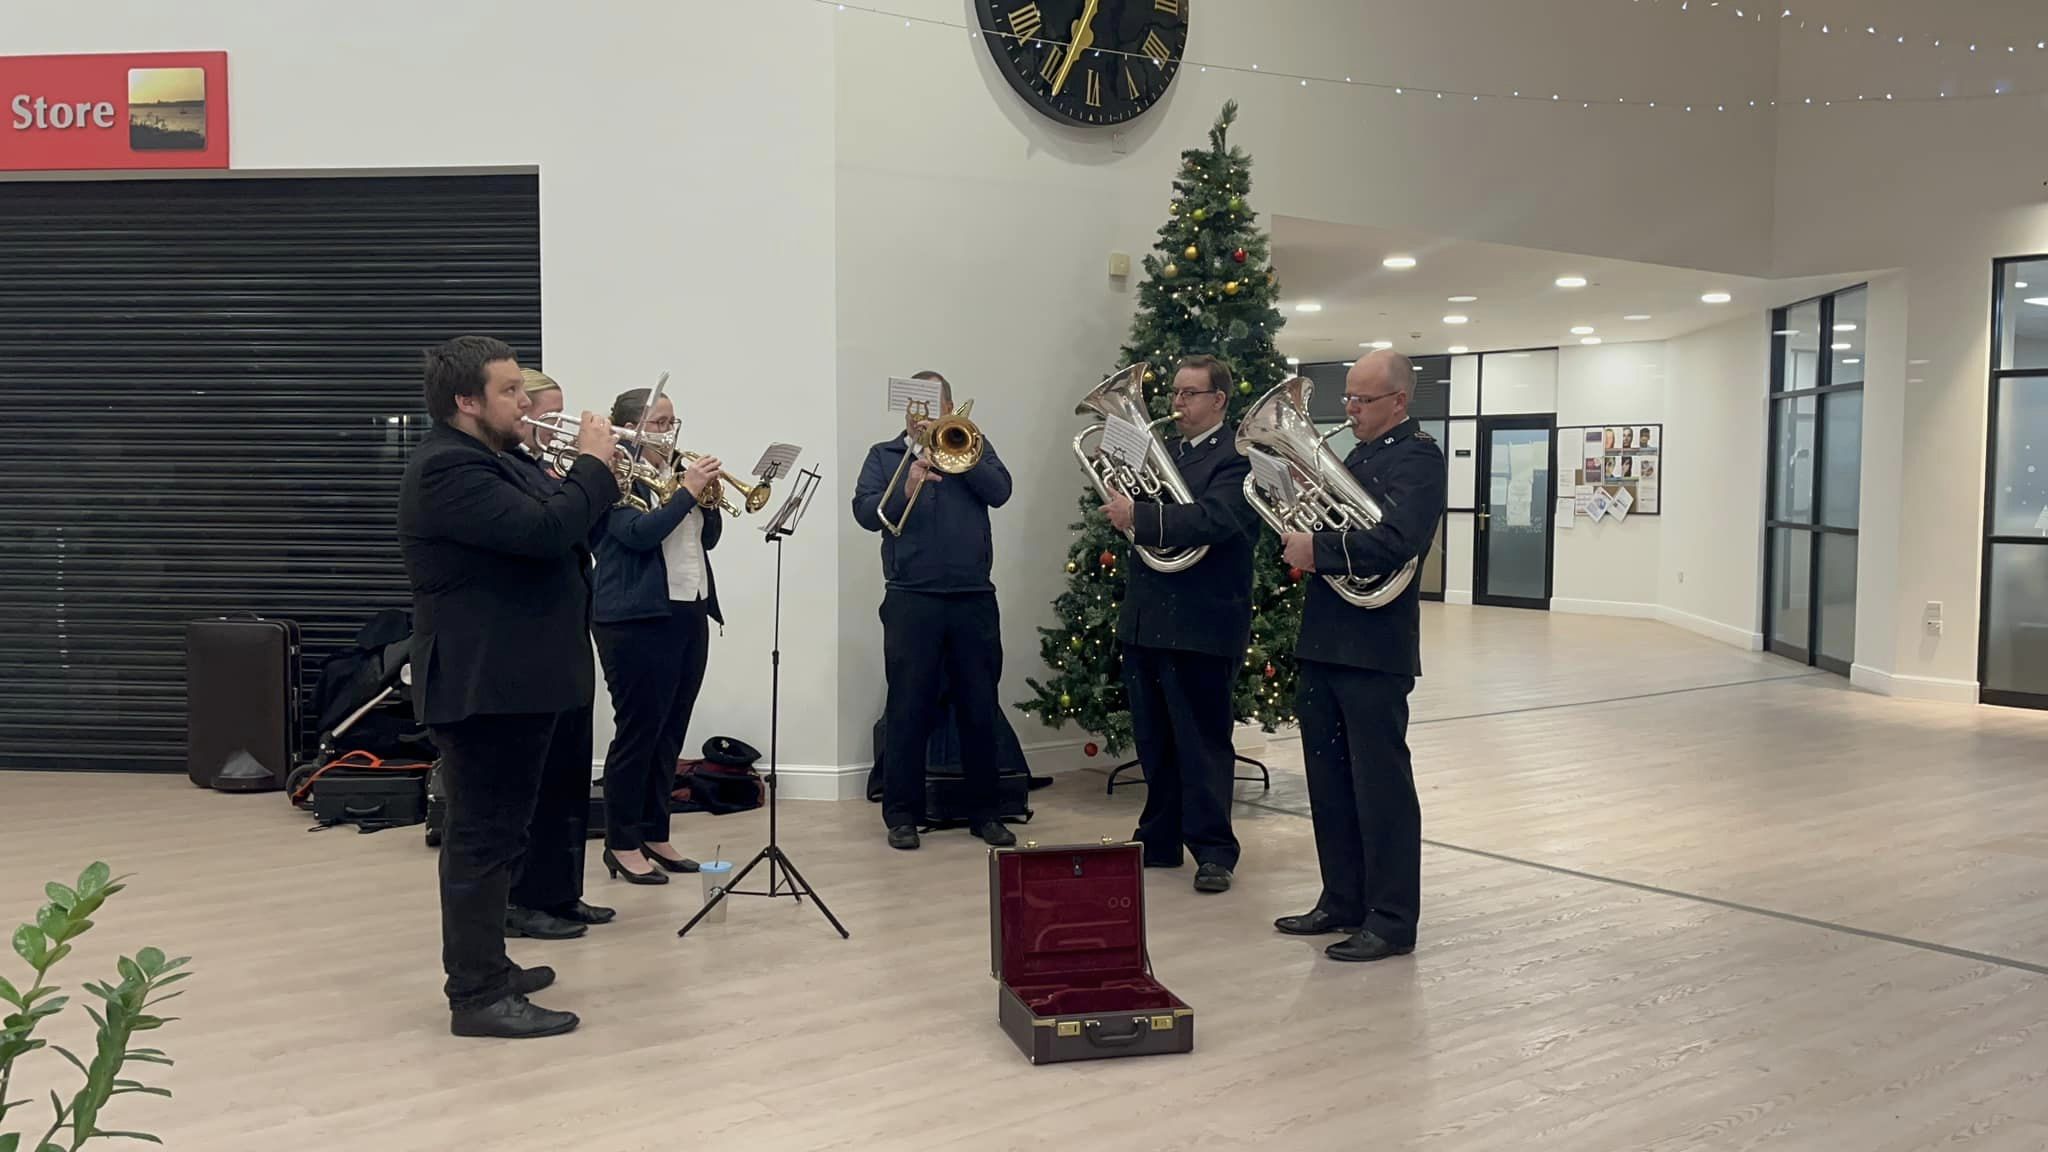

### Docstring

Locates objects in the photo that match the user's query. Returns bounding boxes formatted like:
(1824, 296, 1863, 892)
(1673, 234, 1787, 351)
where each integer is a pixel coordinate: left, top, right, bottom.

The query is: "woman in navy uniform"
(1276, 349, 1446, 962)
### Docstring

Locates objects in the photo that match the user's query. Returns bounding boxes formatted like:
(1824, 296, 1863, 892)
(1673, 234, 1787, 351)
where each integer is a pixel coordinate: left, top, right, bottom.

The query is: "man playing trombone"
(851, 371, 1017, 850)
(1273, 349, 1445, 962)
(1099, 355, 1260, 893)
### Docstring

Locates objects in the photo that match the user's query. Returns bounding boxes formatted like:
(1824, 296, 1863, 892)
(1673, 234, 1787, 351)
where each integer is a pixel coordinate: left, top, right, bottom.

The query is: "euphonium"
(877, 398, 984, 536)
(1069, 363, 1209, 574)
(1236, 374, 1417, 609)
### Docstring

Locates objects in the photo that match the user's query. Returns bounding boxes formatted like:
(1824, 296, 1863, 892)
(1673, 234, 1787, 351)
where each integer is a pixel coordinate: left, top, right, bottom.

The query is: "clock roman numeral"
(1040, 44, 1066, 84)
(1154, 0, 1180, 13)
(1007, 2, 1042, 43)
(1143, 30, 1173, 64)
(1123, 63, 1141, 100)
(1085, 69, 1103, 107)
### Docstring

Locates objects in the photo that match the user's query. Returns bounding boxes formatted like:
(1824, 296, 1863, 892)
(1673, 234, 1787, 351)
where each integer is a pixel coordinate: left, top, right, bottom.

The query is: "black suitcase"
(185, 617, 302, 791)
(868, 697, 1036, 825)
(312, 768, 428, 832)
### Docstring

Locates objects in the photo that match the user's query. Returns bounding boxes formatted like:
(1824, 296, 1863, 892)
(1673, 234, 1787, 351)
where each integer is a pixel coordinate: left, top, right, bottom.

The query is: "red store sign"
(1, 52, 229, 172)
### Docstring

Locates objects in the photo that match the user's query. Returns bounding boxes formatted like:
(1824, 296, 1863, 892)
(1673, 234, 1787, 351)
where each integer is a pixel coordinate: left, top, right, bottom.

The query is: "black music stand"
(679, 462, 848, 940)
(1105, 753, 1270, 795)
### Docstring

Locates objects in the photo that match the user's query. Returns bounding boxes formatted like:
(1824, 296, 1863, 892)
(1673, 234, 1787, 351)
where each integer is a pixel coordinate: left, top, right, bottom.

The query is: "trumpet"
(1070, 363, 1209, 574)
(659, 450, 773, 517)
(876, 398, 983, 536)
(521, 371, 681, 513)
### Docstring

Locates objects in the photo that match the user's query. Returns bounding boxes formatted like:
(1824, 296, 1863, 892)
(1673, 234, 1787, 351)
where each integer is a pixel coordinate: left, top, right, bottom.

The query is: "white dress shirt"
(661, 506, 709, 602)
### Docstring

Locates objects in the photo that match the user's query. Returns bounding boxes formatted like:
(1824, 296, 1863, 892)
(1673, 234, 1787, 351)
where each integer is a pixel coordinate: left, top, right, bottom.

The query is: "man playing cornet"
(1101, 355, 1260, 893)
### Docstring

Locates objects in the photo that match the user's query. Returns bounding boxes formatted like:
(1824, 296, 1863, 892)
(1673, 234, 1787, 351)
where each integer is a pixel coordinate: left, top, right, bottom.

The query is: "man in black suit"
(1101, 355, 1260, 894)
(398, 335, 618, 1038)
(851, 370, 1017, 851)
(1274, 348, 1446, 963)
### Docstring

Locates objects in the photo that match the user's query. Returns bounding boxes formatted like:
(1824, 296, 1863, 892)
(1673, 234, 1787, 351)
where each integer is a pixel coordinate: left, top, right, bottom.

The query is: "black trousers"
(881, 588, 1002, 829)
(1294, 659, 1421, 948)
(508, 704, 591, 913)
(594, 600, 711, 851)
(1122, 643, 1240, 870)
(428, 710, 562, 1012)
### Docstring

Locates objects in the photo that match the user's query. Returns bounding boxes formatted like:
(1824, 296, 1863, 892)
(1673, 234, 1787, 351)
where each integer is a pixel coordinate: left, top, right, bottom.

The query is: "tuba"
(522, 372, 680, 513)
(1236, 375, 1417, 609)
(1069, 363, 1208, 574)
(876, 398, 984, 536)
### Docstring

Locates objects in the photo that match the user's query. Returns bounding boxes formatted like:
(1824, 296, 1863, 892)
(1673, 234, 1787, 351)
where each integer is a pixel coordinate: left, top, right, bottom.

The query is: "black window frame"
(1980, 256, 2048, 708)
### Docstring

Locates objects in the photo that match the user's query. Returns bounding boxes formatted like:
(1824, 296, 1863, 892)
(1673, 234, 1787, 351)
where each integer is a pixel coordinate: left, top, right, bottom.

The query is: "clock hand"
(1051, 0, 1099, 96)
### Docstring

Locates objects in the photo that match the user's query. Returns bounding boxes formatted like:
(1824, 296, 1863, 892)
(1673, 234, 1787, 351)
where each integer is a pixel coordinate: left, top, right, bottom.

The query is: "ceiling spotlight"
(1293, 302, 1323, 313)
(1370, 340, 1394, 349)
(1831, 342, 1852, 350)
(1448, 345, 1469, 354)
(1581, 337, 1603, 345)
(1834, 322, 1858, 331)
(2017, 281, 2031, 288)
(1443, 314, 1470, 325)
(2024, 297, 2048, 307)
(1624, 314, 1651, 321)
(1286, 356, 1302, 365)
(1701, 292, 1733, 303)
(1448, 295, 1478, 303)
(1570, 326, 1596, 335)
(1382, 256, 1418, 269)
(1556, 276, 1588, 288)
(1844, 358, 1861, 364)
(1774, 329, 1801, 336)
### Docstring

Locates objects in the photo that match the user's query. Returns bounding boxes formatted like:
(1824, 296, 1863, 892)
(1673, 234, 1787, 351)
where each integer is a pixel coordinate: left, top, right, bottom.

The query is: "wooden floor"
(6, 606, 2048, 1151)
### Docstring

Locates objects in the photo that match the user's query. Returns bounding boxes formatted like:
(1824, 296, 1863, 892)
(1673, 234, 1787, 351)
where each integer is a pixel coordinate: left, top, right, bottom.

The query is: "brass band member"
(518, 369, 565, 472)
(590, 387, 726, 884)
(398, 336, 616, 1039)
(851, 371, 1017, 850)
(1275, 349, 1446, 962)
(1100, 355, 1260, 893)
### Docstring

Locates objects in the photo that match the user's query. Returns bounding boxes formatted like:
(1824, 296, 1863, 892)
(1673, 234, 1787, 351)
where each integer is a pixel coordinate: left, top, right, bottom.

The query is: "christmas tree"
(1017, 101, 1305, 757)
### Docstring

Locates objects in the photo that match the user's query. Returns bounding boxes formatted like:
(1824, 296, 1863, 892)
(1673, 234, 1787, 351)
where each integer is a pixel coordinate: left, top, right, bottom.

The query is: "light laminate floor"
(5, 606, 2048, 1151)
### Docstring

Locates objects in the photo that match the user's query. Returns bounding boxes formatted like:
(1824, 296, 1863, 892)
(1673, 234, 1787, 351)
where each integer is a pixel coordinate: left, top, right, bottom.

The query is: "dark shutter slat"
(0, 173, 541, 773)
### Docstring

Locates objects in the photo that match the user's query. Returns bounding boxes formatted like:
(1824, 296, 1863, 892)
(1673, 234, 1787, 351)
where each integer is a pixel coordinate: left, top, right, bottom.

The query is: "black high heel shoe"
(603, 848, 668, 885)
(643, 848, 700, 874)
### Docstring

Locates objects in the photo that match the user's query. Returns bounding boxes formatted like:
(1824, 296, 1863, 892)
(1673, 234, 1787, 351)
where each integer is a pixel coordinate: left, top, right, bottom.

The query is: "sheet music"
(887, 375, 944, 414)
(1098, 415, 1152, 470)
(1247, 451, 1299, 504)
(752, 443, 803, 481)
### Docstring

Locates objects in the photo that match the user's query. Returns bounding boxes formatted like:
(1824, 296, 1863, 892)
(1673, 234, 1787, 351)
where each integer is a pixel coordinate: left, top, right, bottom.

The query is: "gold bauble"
(1163, 263, 1180, 279)
(1143, 369, 1158, 383)
(1224, 281, 1241, 296)
(1168, 201, 1182, 216)
(1065, 560, 1078, 574)
(1184, 245, 1200, 260)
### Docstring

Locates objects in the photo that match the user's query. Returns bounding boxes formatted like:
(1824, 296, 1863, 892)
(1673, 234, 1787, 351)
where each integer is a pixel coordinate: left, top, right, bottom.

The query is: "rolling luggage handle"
(1082, 1018, 1146, 1048)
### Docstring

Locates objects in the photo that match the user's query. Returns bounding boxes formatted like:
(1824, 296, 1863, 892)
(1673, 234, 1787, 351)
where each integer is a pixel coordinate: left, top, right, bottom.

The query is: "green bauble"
(1192, 207, 1208, 223)
(1239, 379, 1253, 394)
(1228, 196, 1244, 212)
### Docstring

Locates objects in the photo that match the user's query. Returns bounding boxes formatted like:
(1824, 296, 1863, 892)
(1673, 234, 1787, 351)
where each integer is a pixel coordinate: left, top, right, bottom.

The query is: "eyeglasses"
(1342, 390, 1401, 408)
(1170, 388, 1219, 400)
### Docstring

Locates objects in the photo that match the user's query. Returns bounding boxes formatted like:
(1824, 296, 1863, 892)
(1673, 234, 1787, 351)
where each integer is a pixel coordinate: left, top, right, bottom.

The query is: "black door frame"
(1472, 414, 1556, 610)
(1981, 256, 2048, 709)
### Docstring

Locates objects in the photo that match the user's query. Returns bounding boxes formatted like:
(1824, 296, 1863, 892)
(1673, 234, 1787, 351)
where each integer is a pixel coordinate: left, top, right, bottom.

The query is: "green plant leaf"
(92, 1134, 161, 1145)
(134, 947, 165, 976)
(116, 957, 143, 986)
(77, 863, 109, 896)
(123, 1053, 172, 1066)
(109, 1086, 173, 1100)
(11, 925, 45, 969)
(41, 944, 69, 969)
(0, 974, 19, 1008)
(0, 1131, 17, 1152)
(42, 883, 77, 912)
(51, 1044, 88, 1076)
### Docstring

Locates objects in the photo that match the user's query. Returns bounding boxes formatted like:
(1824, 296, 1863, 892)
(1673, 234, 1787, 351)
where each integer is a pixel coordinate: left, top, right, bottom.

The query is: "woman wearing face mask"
(589, 387, 726, 884)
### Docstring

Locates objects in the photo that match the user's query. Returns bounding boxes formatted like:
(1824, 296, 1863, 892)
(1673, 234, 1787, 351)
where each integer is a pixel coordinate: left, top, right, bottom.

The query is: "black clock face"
(976, 0, 1190, 128)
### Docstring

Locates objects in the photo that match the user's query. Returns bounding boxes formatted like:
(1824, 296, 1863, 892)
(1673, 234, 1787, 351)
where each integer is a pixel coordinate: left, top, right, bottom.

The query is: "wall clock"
(976, 0, 1190, 128)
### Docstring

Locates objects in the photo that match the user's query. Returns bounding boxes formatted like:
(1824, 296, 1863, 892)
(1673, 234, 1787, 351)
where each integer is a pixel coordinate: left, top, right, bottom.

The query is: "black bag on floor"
(186, 616, 302, 792)
(867, 694, 1035, 826)
(311, 767, 429, 833)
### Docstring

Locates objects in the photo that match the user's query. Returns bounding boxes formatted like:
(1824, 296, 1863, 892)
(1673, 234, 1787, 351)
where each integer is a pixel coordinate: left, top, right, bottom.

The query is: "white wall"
(6, 0, 843, 770)
(1660, 314, 1769, 648)
(1552, 343, 1667, 615)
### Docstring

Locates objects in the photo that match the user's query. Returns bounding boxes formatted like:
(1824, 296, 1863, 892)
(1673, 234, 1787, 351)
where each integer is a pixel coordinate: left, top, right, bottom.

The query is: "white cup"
(699, 860, 734, 924)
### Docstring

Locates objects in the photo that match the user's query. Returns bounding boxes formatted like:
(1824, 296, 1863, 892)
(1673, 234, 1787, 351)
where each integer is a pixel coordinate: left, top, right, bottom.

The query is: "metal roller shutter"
(0, 172, 542, 772)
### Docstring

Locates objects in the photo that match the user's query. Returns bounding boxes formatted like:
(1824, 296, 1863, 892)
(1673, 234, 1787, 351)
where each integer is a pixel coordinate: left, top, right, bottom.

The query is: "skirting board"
(1445, 590, 1473, 605)
(1545, 598, 1764, 652)
(1850, 663, 1980, 704)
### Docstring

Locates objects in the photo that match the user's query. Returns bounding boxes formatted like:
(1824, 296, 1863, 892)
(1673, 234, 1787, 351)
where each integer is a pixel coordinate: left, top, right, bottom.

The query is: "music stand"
(679, 462, 849, 940)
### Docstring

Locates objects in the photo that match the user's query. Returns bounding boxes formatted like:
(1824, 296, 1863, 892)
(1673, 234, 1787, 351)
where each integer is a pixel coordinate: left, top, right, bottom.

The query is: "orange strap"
(291, 750, 435, 805)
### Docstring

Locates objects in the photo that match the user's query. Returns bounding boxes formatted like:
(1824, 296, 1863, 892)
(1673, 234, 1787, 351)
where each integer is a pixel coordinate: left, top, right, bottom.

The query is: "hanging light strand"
(1644, 0, 2048, 59)
(818, 0, 2039, 108)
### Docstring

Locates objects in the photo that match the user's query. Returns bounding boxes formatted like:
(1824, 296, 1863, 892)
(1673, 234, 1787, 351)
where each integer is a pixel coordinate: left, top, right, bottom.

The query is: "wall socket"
(1677, 571, 1685, 584)
(1925, 601, 1943, 635)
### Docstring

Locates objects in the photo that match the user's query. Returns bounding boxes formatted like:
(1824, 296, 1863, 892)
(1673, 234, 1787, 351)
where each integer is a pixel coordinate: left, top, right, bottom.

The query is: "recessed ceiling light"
(1834, 322, 1858, 331)
(1370, 340, 1394, 349)
(1624, 314, 1651, 321)
(1570, 326, 1596, 335)
(1581, 337, 1603, 345)
(1448, 345, 1469, 354)
(1555, 276, 1588, 288)
(1844, 358, 1861, 364)
(2024, 297, 2048, 307)
(1448, 295, 1478, 303)
(1831, 342, 1852, 350)
(1774, 329, 1800, 336)
(2017, 281, 2031, 289)
(1382, 256, 1418, 269)
(1443, 314, 1470, 325)
(1286, 356, 1302, 365)
(1293, 302, 1323, 313)
(1701, 292, 1733, 303)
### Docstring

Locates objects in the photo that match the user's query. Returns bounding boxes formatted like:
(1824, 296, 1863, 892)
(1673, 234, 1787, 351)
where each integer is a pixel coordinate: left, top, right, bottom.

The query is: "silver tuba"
(1236, 374, 1417, 609)
(1070, 363, 1209, 574)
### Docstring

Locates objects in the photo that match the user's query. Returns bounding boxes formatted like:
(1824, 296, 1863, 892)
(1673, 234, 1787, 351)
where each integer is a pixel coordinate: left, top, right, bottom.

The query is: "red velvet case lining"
(996, 847, 1186, 1015)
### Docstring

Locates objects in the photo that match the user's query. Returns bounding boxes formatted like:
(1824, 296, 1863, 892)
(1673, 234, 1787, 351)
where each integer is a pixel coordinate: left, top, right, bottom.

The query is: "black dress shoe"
(508, 964, 555, 995)
(1273, 908, 1363, 936)
(1326, 929, 1415, 963)
(505, 907, 588, 940)
(645, 851, 700, 874)
(450, 993, 579, 1039)
(603, 848, 669, 885)
(547, 900, 615, 925)
(1193, 863, 1233, 893)
(887, 825, 920, 850)
(973, 820, 1017, 847)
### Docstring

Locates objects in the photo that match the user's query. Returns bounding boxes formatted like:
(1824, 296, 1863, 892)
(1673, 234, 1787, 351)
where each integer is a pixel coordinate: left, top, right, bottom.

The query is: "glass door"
(1982, 257, 2048, 707)
(1473, 416, 1555, 609)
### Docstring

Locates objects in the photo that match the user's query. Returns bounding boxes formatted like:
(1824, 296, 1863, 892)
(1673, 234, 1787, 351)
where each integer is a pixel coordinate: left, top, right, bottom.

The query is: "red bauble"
(1288, 567, 1305, 582)
(1232, 248, 1248, 263)
(1084, 742, 1099, 757)
(1264, 664, 1277, 679)
(1099, 549, 1116, 569)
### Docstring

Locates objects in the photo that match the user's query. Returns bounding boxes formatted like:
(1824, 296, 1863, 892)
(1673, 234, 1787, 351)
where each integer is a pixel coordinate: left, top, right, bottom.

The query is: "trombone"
(877, 398, 982, 536)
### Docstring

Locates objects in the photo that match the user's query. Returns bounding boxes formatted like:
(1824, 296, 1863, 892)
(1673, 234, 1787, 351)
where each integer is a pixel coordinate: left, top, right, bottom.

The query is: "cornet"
(876, 398, 983, 536)
(660, 451, 774, 518)
(521, 372, 681, 513)
(1070, 363, 1209, 574)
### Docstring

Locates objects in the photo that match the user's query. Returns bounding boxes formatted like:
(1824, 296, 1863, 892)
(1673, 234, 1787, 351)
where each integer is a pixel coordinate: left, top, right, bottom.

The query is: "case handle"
(343, 803, 386, 818)
(1082, 1018, 1145, 1048)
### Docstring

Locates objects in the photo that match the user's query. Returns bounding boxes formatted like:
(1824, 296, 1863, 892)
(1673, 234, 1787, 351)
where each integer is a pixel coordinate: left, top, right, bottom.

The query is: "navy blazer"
(851, 433, 1012, 594)
(1294, 418, 1447, 677)
(397, 424, 617, 725)
(590, 482, 724, 626)
(1116, 424, 1260, 660)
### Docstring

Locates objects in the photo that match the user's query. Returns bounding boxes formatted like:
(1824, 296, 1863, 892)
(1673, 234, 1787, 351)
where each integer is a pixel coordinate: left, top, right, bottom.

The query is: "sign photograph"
(2, 51, 228, 172)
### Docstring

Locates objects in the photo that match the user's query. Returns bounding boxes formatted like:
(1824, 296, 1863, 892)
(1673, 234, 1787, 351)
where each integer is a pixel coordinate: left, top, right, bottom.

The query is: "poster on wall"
(1, 52, 229, 172)
(1591, 423, 1661, 515)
